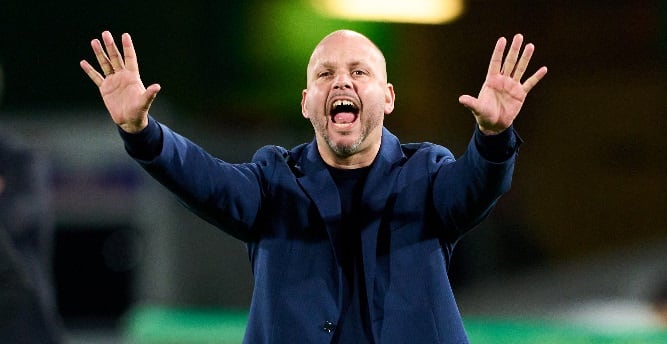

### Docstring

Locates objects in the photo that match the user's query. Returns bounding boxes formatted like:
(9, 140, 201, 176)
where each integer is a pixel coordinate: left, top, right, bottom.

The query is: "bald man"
(81, 29, 546, 343)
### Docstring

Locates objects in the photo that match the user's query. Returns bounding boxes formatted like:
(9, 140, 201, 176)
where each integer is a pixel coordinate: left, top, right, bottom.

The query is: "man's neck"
(315, 130, 382, 169)
(319, 143, 380, 169)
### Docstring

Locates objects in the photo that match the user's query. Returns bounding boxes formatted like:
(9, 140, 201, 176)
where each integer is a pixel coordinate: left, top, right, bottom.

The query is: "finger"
(487, 37, 507, 76)
(145, 83, 162, 102)
(102, 31, 125, 72)
(140, 84, 162, 113)
(522, 66, 548, 93)
(92, 39, 114, 77)
(512, 43, 534, 82)
(122, 33, 139, 72)
(79, 60, 104, 87)
(501, 34, 523, 77)
(458, 94, 478, 113)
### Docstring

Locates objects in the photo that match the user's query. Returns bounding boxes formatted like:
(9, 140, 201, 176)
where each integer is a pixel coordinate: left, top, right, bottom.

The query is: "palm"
(99, 70, 149, 126)
(473, 73, 527, 132)
(459, 34, 547, 135)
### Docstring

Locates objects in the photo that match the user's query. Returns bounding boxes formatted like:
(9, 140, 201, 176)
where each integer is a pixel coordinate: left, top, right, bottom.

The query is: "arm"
(433, 128, 519, 240)
(140, 121, 263, 242)
(80, 32, 261, 241)
(434, 34, 545, 239)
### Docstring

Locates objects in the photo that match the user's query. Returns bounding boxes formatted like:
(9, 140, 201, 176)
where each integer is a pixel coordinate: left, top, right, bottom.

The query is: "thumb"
(458, 94, 476, 110)
(145, 83, 161, 101)
(143, 83, 161, 108)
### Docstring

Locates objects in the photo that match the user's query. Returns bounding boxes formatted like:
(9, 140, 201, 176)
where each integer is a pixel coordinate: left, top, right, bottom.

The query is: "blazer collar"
(293, 127, 404, 208)
(295, 127, 405, 175)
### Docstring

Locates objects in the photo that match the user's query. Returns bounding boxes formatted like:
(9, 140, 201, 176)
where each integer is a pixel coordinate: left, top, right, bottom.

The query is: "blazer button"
(321, 321, 336, 333)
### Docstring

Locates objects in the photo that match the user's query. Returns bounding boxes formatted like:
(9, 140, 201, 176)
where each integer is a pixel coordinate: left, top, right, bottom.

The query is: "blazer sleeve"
(432, 126, 521, 241)
(128, 120, 264, 242)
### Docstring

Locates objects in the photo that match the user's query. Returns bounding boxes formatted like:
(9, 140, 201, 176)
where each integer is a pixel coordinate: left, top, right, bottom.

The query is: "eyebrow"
(317, 61, 369, 71)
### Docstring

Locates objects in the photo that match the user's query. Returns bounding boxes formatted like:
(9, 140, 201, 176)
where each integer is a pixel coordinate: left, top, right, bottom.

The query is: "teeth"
(333, 100, 355, 109)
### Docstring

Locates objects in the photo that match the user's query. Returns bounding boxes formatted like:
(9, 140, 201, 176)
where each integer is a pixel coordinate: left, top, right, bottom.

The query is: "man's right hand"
(80, 31, 161, 133)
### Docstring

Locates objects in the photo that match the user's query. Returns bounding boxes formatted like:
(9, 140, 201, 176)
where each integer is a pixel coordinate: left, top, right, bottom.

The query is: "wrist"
(119, 118, 148, 134)
(478, 124, 506, 136)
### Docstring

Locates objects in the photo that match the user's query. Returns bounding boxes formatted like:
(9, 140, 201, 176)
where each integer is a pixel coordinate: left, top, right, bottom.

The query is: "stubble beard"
(326, 132, 363, 157)
(318, 114, 381, 158)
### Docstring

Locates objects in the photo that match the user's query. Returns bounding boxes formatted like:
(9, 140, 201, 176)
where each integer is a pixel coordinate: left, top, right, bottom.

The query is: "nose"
(332, 73, 352, 90)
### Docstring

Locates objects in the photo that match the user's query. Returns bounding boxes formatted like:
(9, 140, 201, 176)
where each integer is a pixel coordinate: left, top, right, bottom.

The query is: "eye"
(352, 70, 367, 76)
(318, 71, 333, 78)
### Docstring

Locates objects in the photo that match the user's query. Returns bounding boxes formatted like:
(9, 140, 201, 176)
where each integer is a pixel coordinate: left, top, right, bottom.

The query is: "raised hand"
(80, 31, 161, 133)
(458, 34, 547, 135)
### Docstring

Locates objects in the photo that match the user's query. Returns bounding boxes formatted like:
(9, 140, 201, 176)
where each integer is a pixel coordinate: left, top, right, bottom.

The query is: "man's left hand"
(459, 34, 548, 135)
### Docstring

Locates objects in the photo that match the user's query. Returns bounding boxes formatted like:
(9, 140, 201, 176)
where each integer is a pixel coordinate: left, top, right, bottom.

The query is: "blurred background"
(1, 0, 666, 343)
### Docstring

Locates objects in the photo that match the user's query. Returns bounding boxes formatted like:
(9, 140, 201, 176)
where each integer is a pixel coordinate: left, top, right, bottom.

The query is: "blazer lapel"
(294, 140, 342, 259)
(359, 128, 405, 329)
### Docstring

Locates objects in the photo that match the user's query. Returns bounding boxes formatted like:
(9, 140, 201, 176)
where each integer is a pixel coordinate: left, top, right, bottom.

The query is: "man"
(80, 30, 546, 343)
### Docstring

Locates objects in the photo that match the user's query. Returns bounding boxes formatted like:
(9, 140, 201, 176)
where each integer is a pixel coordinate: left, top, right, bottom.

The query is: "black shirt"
(327, 165, 374, 343)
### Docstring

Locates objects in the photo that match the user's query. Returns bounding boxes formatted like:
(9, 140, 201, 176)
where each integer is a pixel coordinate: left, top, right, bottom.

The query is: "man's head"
(301, 30, 395, 168)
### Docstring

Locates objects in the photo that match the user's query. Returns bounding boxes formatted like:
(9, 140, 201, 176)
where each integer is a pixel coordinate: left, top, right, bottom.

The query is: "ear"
(301, 89, 310, 119)
(384, 83, 396, 115)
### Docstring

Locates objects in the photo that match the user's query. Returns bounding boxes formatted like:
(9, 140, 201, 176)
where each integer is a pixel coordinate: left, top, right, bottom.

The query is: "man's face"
(301, 31, 395, 165)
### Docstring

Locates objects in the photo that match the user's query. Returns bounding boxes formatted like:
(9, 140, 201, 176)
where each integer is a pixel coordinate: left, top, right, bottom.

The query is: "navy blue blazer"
(134, 121, 519, 343)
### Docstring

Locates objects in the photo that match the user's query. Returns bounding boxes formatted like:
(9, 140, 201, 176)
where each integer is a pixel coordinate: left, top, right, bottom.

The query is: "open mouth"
(330, 99, 359, 124)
